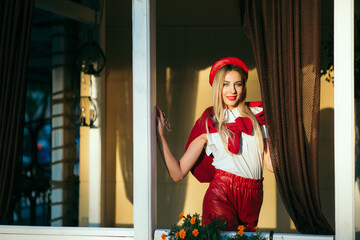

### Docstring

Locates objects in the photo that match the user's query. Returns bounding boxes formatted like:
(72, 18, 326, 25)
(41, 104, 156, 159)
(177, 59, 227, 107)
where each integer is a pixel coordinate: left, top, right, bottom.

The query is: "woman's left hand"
(264, 139, 273, 172)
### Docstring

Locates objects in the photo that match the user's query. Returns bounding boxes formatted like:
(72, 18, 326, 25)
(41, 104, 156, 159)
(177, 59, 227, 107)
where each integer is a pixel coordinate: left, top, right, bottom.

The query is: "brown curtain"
(238, 0, 334, 234)
(0, 0, 34, 222)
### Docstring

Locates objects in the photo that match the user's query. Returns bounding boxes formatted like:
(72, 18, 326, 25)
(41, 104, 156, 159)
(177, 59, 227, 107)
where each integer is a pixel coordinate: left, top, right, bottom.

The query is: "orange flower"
(179, 229, 186, 239)
(179, 212, 184, 219)
(161, 233, 167, 240)
(255, 226, 260, 230)
(237, 225, 245, 231)
(192, 229, 199, 237)
(190, 217, 196, 224)
(237, 230, 244, 236)
(175, 232, 179, 238)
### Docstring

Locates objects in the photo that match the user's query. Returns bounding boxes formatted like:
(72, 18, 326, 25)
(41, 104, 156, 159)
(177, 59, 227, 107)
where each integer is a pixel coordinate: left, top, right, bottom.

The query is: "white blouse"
(205, 107, 267, 179)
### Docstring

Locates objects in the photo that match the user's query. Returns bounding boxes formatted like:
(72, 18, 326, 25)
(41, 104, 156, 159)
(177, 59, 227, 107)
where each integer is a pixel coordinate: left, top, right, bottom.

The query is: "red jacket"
(185, 101, 265, 183)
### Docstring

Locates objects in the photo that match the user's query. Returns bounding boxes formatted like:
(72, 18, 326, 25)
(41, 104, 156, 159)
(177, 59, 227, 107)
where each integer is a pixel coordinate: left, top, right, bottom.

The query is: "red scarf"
(226, 117, 253, 154)
(207, 115, 254, 154)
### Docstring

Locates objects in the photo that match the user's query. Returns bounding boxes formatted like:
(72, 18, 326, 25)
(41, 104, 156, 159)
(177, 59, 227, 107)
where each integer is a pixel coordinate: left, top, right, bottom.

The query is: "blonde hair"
(207, 65, 264, 154)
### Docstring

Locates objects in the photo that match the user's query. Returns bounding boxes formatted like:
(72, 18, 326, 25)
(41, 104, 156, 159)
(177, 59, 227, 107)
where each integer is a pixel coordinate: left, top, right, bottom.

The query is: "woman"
(156, 57, 273, 231)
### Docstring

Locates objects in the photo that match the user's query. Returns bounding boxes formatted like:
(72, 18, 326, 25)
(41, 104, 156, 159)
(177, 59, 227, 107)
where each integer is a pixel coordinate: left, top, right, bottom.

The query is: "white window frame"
(334, 0, 355, 240)
(132, 0, 157, 239)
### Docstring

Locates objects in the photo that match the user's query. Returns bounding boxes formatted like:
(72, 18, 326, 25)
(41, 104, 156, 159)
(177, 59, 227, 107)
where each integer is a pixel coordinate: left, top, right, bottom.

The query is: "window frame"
(0, 0, 355, 239)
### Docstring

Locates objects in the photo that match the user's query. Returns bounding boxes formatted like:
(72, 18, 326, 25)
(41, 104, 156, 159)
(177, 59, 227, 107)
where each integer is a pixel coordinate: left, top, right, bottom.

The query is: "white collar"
(224, 108, 240, 122)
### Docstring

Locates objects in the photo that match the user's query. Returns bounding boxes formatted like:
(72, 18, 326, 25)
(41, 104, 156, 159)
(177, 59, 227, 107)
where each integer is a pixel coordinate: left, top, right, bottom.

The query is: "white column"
(334, 0, 355, 239)
(89, 74, 102, 227)
(132, 0, 157, 239)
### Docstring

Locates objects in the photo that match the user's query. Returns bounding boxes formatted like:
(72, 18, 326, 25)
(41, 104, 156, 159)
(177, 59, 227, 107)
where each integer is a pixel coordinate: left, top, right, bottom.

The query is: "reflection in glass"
(9, 8, 81, 227)
(13, 85, 52, 226)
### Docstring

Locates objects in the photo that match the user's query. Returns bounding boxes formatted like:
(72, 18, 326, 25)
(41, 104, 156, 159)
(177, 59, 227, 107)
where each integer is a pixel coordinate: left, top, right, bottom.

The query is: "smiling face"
(221, 70, 244, 110)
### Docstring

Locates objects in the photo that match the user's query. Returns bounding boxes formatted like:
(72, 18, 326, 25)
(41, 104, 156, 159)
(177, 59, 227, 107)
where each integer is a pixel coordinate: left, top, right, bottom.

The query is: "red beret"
(209, 57, 248, 86)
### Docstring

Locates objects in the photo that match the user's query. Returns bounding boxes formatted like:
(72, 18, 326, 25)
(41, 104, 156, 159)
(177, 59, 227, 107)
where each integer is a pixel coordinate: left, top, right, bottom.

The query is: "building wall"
(105, 0, 334, 232)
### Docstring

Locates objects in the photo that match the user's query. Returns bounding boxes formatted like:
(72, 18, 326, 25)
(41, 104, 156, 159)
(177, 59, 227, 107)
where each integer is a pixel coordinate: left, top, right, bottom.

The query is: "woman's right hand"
(155, 105, 207, 182)
(156, 105, 165, 138)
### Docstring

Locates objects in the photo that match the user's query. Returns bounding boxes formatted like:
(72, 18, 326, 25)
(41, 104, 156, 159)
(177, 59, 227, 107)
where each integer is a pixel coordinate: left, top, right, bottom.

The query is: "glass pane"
(4, 1, 126, 229)
(10, 8, 81, 227)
